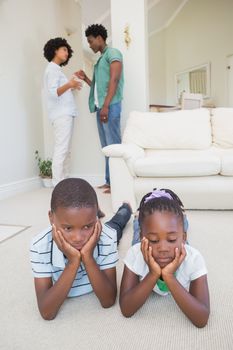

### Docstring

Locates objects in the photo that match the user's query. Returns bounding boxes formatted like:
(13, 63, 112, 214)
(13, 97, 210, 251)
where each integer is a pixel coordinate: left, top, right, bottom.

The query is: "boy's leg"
(105, 203, 132, 243)
(184, 214, 189, 233)
(52, 116, 74, 187)
(132, 216, 140, 246)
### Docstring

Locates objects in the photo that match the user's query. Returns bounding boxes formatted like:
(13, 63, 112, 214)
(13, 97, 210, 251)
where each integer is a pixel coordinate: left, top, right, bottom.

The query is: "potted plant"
(35, 150, 53, 187)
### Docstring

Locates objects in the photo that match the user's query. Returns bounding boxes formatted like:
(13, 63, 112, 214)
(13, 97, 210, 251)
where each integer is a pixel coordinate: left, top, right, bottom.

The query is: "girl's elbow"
(121, 308, 134, 318)
(193, 310, 210, 328)
(194, 319, 208, 328)
(121, 310, 133, 318)
(119, 302, 134, 318)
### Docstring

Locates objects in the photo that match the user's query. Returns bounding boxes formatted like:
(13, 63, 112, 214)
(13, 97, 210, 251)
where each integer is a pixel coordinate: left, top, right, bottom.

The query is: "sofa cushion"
(132, 149, 221, 177)
(212, 108, 233, 148)
(213, 147, 233, 175)
(221, 151, 233, 175)
(123, 109, 212, 150)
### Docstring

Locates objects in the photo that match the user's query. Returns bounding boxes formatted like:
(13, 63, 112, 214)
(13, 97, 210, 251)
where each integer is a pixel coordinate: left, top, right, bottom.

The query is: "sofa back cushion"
(212, 108, 233, 148)
(123, 109, 212, 149)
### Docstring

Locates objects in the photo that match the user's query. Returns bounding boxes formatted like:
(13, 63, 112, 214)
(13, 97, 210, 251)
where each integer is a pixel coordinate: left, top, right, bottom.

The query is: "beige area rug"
(0, 188, 233, 349)
(0, 224, 29, 243)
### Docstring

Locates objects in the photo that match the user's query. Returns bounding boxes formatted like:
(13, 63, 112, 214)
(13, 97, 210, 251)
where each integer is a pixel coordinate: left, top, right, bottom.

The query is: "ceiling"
(77, 0, 188, 59)
(78, 0, 188, 36)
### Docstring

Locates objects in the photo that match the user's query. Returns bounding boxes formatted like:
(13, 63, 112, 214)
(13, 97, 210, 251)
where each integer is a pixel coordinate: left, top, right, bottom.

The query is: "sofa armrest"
(102, 143, 144, 159)
(108, 158, 137, 212)
(103, 143, 145, 177)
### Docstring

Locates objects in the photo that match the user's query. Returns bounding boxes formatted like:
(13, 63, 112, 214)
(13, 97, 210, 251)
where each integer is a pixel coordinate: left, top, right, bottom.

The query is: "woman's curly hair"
(85, 24, 108, 41)
(43, 37, 73, 66)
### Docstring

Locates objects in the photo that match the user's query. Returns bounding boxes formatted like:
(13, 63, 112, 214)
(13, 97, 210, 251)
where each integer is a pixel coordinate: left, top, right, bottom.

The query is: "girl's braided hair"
(138, 188, 185, 229)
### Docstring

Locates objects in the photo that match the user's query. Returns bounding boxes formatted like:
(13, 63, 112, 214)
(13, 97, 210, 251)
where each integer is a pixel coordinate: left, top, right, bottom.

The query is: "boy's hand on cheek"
(52, 224, 81, 266)
(81, 220, 102, 262)
(162, 243, 186, 279)
(141, 238, 161, 279)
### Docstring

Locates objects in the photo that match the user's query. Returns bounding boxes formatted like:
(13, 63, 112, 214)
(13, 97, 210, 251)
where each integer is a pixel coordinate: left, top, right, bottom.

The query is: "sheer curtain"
(189, 70, 206, 95)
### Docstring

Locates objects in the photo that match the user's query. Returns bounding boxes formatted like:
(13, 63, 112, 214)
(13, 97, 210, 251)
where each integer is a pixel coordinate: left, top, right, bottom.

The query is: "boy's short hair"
(43, 37, 73, 66)
(85, 24, 108, 41)
(51, 178, 98, 212)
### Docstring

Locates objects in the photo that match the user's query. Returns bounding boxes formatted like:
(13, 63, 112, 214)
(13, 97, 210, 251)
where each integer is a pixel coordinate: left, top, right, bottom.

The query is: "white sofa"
(103, 108, 233, 212)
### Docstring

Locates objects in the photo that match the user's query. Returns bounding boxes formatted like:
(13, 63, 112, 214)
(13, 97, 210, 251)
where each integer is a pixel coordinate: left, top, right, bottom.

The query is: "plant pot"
(41, 177, 53, 188)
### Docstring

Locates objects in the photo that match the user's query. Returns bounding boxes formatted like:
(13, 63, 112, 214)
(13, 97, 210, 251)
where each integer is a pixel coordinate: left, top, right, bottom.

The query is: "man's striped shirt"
(30, 224, 118, 297)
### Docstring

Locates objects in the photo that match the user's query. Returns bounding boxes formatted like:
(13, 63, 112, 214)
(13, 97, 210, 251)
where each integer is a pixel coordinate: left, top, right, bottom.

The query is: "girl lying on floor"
(120, 188, 210, 328)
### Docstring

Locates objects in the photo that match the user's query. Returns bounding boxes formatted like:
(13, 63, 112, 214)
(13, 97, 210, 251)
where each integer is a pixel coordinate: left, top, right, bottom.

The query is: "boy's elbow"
(42, 315, 55, 321)
(101, 301, 115, 309)
(39, 308, 57, 321)
(41, 312, 56, 321)
(196, 318, 209, 328)
(100, 296, 116, 309)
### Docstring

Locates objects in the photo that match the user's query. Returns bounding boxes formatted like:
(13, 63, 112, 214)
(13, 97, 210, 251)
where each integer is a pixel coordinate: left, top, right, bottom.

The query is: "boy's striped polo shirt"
(30, 224, 118, 297)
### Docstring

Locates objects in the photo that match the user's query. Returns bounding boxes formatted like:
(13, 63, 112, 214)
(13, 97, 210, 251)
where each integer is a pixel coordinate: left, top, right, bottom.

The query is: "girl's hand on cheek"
(162, 243, 186, 279)
(141, 238, 161, 278)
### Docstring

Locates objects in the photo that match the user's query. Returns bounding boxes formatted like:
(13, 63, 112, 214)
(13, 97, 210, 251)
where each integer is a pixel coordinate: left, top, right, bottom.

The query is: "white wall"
(111, 0, 149, 130)
(43, 0, 105, 185)
(149, 0, 233, 106)
(0, 0, 105, 199)
(0, 0, 63, 196)
(148, 30, 166, 105)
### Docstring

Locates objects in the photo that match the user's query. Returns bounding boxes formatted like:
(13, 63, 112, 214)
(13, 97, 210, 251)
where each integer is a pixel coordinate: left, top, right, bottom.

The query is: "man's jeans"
(105, 203, 132, 244)
(96, 102, 122, 185)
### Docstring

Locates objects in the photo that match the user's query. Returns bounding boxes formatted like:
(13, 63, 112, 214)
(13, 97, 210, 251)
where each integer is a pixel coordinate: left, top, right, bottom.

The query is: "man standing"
(76, 24, 124, 193)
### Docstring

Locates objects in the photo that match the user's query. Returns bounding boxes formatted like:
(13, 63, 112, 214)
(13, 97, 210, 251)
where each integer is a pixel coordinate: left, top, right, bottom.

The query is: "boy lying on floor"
(30, 178, 131, 320)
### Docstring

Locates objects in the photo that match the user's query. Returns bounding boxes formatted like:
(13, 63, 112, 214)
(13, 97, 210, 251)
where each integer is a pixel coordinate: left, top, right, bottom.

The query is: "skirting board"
(0, 174, 105, 201)
(0, 177, 42, 201)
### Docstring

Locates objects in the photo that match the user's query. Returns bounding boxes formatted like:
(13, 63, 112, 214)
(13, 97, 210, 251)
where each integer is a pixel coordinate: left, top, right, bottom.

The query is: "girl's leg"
(105, 203, 132, 243)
